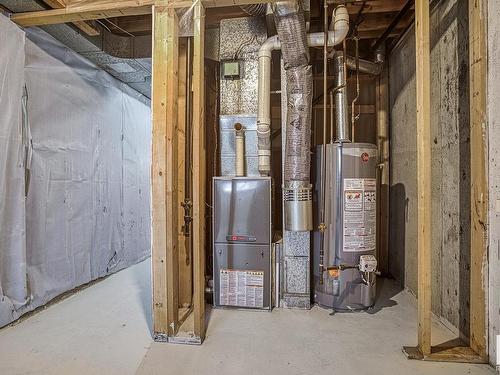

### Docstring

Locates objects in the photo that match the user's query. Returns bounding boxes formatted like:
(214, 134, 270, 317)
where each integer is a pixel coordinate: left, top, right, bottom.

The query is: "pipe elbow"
(258, 35, 280, 59)
(329, 5, 349, 44)
(333, 5, 349, 27)
(306, 6, 349, 48)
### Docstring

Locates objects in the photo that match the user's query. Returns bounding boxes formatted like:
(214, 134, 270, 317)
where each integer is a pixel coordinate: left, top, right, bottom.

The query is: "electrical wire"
(102, 18, 136, 38)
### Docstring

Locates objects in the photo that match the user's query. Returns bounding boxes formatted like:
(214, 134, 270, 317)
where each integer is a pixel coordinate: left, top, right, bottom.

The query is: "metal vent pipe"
(333, 45, 385, 143)
(333, 51, 350, 143)
(344, 45, 385, 76)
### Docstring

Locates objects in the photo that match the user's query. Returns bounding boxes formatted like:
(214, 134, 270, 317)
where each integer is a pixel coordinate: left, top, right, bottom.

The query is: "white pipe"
(257, 5, 349, 176)
(234, 123, 245, 177)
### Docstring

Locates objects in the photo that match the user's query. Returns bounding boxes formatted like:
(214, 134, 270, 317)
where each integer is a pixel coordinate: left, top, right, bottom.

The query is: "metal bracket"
(181, 199, 192, 237)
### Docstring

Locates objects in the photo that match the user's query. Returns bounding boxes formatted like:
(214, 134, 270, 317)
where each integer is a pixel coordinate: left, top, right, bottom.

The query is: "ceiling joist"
(10, 0, 274, 27)
(41, 0, 100, 35)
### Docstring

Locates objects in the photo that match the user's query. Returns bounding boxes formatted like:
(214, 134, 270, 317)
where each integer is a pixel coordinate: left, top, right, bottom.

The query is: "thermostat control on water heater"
(358, 255, 378, 273)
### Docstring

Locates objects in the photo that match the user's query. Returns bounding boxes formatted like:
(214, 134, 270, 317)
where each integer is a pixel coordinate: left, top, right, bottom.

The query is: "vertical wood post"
(404, 0, 488, 363)
(415, 0, 432, 356)
(177, 38, 192, 308)
(469, 0, 488, 359)
(192, 0, 206, 340)
(376, 68, 390, 275)
(152, 1, 179, 338)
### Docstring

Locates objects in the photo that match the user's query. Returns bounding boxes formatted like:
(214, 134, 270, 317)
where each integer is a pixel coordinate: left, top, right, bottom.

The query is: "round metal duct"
(239, 4, 267, 16)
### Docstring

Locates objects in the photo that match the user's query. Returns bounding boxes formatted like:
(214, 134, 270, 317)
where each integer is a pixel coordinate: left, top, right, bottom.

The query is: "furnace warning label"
(343, 178, 376, 252)
(219, 269, 264, 308)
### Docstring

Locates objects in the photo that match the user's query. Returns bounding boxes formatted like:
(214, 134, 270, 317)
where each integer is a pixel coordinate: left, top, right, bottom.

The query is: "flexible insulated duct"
(256, 3, 349, 231)
(240, 4, 267, 16)
(274, 1, 312, 231)
(256, 5, 349, 176)
(274, 1, 311, 182)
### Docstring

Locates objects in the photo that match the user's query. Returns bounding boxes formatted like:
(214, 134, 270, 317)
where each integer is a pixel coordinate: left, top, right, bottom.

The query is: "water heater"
(313, 143, 378, 310)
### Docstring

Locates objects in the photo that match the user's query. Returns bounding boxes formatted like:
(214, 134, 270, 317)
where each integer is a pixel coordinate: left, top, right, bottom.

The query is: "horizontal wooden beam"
(42, 0, 100, 35)
(11, 1, 154, 27)
(172, 0, 273, 7)
(346, 0, 413, 14)
(10, 0, 274, 27)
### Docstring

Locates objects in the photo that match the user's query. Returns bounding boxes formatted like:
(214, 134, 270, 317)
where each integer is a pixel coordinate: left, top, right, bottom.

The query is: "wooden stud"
(165, 8, 180, 337)
(70, 20, 100, 35)
(192, 0, 206, 341)
(415, 0, 432, 356)
(151, 1, 179, 339)
(404, 0, 489, 363)
(177, 38, 192, 309)
(376, 67, 390, 275)
(468, 0, 488, 359)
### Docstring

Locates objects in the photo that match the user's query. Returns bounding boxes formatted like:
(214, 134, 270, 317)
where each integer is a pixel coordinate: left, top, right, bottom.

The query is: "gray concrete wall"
(487, 0, 500, 366)
(389, 0, 470, 336)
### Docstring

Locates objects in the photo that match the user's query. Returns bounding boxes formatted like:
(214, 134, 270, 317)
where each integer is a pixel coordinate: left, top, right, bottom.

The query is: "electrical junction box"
(221, 60, 241, 79)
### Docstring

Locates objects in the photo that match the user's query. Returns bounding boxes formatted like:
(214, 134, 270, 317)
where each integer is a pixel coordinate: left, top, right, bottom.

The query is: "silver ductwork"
(255, 3, 349, 232)
(256, 5, 349, 177)
(345, 46, 385, 76)
(332, 45, 385, 143)
(274, 1, 312, 231)
(240, 4, 267, 16)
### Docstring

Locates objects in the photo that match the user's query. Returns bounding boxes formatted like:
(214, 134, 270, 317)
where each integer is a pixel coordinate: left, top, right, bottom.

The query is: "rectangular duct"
(219, 17, 267, 177)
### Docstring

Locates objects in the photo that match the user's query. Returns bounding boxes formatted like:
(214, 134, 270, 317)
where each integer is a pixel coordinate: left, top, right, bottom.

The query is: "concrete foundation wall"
(389, 0, 470, 336)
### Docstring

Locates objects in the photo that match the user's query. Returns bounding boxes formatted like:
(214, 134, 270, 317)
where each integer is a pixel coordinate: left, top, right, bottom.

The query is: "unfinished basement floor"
(0, 259, 494, 375)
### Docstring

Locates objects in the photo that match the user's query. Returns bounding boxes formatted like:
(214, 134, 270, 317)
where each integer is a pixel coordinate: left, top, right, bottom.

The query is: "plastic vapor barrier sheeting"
(0, 13, 29, 327)
(0, 14, 152, 327)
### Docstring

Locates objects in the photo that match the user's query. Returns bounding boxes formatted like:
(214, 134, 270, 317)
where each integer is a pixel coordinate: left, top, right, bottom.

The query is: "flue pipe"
(333, 51, 350, 143)
(344, 45, 385, 76)
(234, 123, 245, 177)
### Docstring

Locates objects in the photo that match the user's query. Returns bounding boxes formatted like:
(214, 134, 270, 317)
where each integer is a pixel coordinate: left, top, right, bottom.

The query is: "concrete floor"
(0, 259, 495, 375)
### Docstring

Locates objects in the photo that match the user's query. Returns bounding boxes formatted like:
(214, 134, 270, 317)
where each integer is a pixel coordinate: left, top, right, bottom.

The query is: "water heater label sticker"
(343, 178, 377, 252)
(220, 269, 264, 308)
(345, 191, 363, 211)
